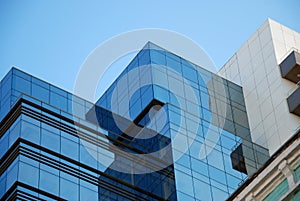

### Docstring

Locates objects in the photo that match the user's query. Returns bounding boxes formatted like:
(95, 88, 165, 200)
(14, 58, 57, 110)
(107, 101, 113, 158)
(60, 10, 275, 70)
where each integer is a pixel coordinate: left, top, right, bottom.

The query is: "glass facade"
(0, 42, 269, 200)
(95, 43, 270, 199)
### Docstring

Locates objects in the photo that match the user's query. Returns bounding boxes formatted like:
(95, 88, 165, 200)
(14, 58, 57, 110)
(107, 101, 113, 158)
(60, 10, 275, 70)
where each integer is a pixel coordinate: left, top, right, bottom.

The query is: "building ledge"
(279, 50, 300, 84)
(287, 86, 300, 116)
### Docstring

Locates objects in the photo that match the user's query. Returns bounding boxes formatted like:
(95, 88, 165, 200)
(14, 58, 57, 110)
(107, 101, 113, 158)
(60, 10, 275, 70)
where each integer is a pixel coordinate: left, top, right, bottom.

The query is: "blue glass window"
(32, 84, 50, 103)
(138, 49, 150, 66)
(209, 166, 227, 185)
(166, 56, 181, 73)
(182, 65, 198, 84)
(150, 49, 166, 65)
(193, 178, 212, 201)
(9, 120, 20, 147)
(211, 186, 229, 201)
(39, 170, 59, 195)
(19, 162, 39, 188)
(61, 137, 79, 160)
(176, 191, 195, 201)
(0, 132, 9, 158)
(80, 186, 98, 201)
(50, 92, 67, 111)
(12, 75, 31, 95)
(60, 178, 79, 201)
(41, 129, 60, 152)
(175, 170, 194, 196)
(6, 160, 18, 190)
(21, 121, 41, 144)
(0, 175, 5, 198)
(191, 158, 209, 177)
(80, 145, 97, 169)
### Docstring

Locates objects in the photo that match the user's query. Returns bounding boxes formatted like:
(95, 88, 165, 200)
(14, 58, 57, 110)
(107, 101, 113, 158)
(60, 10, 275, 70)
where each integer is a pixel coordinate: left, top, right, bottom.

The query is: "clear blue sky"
(1, 0, 299, 100)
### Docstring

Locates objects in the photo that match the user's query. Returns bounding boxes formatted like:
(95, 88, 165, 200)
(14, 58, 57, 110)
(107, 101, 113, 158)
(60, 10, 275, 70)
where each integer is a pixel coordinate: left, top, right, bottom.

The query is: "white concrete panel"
(251, 122, 265, 142)
(229, 60, 239, 78)
(295, 37, 300, 49)
(261, 40, 275, 60)
(256, 79, 269, 101)
(270, 86, 287, 108)
(218, 67, 226, 77)
(281, 79, 297, 95)
(267, 132, 281, 155)
(269, 20, 284, 42)
(265, 124, 278, 140)
(273, 40, 288, 62)
(283, 33, 296, 50)
(275, 100, 290, 116)
(218, 19, 300, 155)
(247, 106, 262, 131)
(232, 74, 242, 85)
(237, 44, 251, 68)
(268, 73, 282, 93)
(258, 18, 271, 34)
(281, 23, 296, 36)
(239, 62, 253, 84)
(277, 115, 294, 143)
(254, 134, 268, 148)
(245, 89, 258, 106)
(243, 76, 256, 96)
(263, 53, 277, 74)
(260, 98, 273, 120)
(249, 35, 261, 57)
(253, 65, 267, 85)
(251, 51, 264, 71)
(263, 112, 276, 131)
(259, 26, 272, 48)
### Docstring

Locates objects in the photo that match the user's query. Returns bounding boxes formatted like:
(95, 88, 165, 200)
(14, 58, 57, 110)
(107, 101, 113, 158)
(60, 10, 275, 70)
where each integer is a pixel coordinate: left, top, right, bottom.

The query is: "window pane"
(61, 137, 79, 160)
(9, 120, 20, 147)
(41, 129, 60, 152)
(0, 133, 9, 158)
(6, 161, 18, 190)
(60, 178, 79, 201)
(211, 186, 229, 201)
(32, 84, 50, 103)
(0, 176, 6, 198)
(194, 178, 212, 201)
(175, 170, 194, 196)
(12, 76, 31, 95)
(39, 170, 59, 195)
(19, 162, 39, 187)
(80, 145, 97, 169)
(80, 186, 98, 201)
(50, 92, 67, 111)
(21, 121, 40, 144)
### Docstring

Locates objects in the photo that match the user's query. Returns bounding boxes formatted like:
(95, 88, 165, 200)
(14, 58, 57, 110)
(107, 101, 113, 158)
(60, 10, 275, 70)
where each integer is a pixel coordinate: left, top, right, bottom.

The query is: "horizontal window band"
(0, 138, 20, 175)
(0, 98, 175, 178)
(1, 139, 167, 201)
(1, 181, 67, 201)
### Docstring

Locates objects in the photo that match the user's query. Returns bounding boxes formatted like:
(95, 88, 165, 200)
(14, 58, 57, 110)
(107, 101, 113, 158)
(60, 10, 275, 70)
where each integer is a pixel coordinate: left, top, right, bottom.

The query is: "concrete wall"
(218, 19, 300, 155)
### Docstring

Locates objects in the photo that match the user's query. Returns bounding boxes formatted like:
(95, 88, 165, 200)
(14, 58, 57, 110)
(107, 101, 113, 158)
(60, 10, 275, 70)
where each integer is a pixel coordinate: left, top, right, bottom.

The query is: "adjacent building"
(0, 18, 299, 201)
(218, 18, 300, 201)
(218, 18, 300, 155)
(227, 130, 299, 201)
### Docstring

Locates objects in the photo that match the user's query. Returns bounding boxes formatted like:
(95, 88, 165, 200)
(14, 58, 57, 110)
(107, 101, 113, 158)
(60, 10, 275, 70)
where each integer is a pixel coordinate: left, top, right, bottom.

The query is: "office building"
(218, 18, 300, 201)
(218, 18, 300, 155)
(0, 18, 299, 201)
